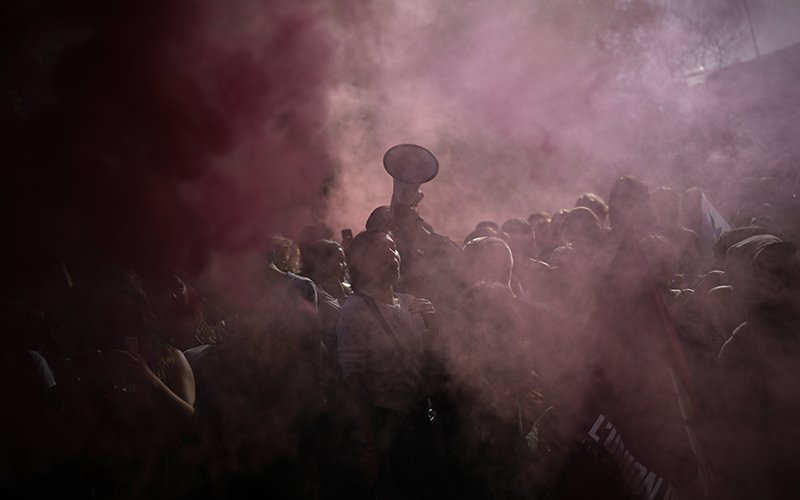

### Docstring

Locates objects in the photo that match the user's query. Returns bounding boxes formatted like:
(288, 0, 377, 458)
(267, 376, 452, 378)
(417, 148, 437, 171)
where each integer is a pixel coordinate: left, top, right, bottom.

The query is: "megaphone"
(383, 144, 439, 208)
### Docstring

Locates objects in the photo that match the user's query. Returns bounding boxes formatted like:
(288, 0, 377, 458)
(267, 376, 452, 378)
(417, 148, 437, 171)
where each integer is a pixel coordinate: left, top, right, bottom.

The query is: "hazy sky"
(321, 0, 800, 240)
(737, 0, 800, 56)
(4, 0, 797, 280)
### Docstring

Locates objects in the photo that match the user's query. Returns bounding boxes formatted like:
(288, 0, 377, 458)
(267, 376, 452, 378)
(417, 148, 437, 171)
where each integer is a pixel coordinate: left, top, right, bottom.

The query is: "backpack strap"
(356, 293, 403, 353)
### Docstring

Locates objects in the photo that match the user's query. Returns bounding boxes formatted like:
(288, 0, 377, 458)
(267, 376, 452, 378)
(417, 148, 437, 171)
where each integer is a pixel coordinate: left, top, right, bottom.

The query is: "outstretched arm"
(106, 347, 195, 438)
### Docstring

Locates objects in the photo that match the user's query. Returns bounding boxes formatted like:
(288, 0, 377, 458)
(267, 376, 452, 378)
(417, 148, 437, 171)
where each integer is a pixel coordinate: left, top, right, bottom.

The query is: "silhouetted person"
(56, 268, 195, 499)
(389, 205, 462, 312)
(300, 239, 348, 405)
(501, 217, 552, 302)
(548, 207, 608, 336)
(445, 282, 553, 499)
(337, 229, 441, 498)
(719, 235, 800, 500)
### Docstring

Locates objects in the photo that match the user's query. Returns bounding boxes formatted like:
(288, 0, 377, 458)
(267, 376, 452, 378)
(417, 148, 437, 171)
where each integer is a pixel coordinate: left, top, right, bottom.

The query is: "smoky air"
(1, 1, 798, 499)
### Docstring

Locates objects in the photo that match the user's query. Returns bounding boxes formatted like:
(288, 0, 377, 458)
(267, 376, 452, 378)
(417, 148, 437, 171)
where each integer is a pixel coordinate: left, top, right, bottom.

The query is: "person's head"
(549, 209, 570, 247)
(712, 226, 769, 269)
(560, 207, 603, 248)
(476, 220, 501, 232)
(725, 234, 800, 311)
(527, 211, 549, 228)
(269, 235, 300, 273)
(575, 193, 608, 223)
(301, 239, 347, 285)
(463, 226, 498, 246)
(501, 217, 535, 261)
(608, 175, 655, 234)
(750, 215, 776, 233)
(62, 267, 172, 379)
(462, 236, 514, 288)
(146, 266, 212, 349)
(365, 206, 392, 232)
(346, 229, 401, 291)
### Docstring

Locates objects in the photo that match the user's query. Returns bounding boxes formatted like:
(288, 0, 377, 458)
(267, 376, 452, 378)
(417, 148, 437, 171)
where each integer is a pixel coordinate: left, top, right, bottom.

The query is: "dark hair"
(476, 220, 501, 232)
(63, 268, 173, 381)
(608, 175, 654, 232)
(560, 207, 603, 245)
(463, 226, 498, 246)
(300, 239, 343, 279)
(527, 212, 550, 227)
(501, 217, 532, 237)
(713, 226, 769, 268)
(609, 175, 650, 208)
(462, 236, 514, 285)
(575, 193, 608, 220)
(346, 229, 393, 292)
(365, 206, 392, 231)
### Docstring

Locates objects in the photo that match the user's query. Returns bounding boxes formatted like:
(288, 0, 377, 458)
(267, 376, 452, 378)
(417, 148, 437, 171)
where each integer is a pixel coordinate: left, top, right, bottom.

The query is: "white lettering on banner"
(603, 426, 618, 452)
(626, 462, 647, 490)
(586, 413, 673, 500)
(587, 414, 604, 441)
(636, 471, 665, 500)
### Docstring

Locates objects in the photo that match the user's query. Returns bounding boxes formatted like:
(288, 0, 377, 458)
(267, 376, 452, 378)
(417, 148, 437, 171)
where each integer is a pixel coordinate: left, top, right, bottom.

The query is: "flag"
(700, 192, 733, 255)
(555, 229, 716, 500)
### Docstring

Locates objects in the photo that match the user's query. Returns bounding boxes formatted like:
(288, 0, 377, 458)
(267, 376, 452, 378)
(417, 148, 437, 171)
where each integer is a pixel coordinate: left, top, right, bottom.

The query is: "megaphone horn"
(383, 144, 439, 207)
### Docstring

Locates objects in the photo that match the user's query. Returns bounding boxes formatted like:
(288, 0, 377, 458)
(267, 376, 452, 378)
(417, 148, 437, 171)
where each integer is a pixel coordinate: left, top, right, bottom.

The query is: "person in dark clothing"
(300, 239, 349, 405)
(337, 229, 441, 498)
(718, 234, 800, 500)
(389, 205, 462, 313)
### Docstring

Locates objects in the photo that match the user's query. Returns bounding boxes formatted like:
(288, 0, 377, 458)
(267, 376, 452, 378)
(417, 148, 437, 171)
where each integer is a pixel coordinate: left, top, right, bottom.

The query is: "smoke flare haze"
(1, 1, 800, 499)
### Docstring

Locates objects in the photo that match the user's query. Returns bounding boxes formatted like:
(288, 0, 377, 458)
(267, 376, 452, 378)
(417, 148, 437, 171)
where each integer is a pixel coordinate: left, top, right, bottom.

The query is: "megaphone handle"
(390, 190, 424, 220)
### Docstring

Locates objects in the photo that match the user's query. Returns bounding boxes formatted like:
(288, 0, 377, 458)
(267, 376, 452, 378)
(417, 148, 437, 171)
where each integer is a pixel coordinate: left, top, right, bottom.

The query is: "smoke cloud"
(3, 0, 798, 278)
(1, 1, 799, 497)
(323, 0, 800, 241)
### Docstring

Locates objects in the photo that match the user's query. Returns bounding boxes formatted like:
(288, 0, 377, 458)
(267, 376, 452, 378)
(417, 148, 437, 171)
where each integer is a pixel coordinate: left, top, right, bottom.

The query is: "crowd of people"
(1, 173, 799, 500)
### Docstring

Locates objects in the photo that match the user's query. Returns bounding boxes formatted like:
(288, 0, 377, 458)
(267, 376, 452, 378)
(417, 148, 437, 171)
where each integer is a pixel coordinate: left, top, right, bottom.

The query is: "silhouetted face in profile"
(348, 231, 401, 290)
(150, 273, 195, 347)
(324, 246, 348, 283)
